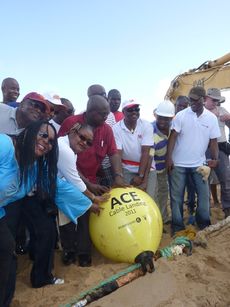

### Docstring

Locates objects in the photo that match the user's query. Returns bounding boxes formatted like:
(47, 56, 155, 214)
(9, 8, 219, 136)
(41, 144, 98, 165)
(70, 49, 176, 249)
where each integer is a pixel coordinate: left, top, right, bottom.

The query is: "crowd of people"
(0, 77, 230, 307)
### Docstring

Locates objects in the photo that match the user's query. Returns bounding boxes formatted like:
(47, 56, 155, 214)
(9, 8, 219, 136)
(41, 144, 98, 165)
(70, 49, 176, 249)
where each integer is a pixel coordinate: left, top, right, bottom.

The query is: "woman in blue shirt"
(0, 120, 92, 307)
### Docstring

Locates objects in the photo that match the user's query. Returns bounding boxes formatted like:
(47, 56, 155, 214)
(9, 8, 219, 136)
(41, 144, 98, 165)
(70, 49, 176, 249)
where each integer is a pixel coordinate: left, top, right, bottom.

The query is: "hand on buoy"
(88, 183, 110, 195)
(90, 203, 103, 215)
(94, 193, 110, 204)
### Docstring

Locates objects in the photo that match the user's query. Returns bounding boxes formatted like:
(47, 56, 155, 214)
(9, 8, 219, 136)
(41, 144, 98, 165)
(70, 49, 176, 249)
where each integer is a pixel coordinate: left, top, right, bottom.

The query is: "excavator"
(165, 52, 230, 102)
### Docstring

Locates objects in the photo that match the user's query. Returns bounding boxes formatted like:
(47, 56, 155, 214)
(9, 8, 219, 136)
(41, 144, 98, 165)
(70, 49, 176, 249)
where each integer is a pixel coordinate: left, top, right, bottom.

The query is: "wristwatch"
(137, 173, 144, 178)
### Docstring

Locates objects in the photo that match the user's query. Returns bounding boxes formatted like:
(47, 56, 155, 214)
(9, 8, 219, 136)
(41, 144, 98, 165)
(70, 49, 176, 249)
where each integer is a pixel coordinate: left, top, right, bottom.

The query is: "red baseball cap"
(22, 92, 50, 112)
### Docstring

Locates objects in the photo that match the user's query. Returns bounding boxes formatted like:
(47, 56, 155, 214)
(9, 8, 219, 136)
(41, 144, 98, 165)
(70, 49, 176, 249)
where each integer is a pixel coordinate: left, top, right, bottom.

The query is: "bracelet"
(91, 194, 96, 202)
(114, 173, 123, 178)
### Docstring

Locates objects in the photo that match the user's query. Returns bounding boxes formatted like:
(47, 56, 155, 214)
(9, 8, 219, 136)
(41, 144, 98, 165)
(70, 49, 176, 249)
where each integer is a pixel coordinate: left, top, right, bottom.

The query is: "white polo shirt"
(171, 107, 221, 167)
(113, 118, 155, 172)
(57, 135, 86, 192)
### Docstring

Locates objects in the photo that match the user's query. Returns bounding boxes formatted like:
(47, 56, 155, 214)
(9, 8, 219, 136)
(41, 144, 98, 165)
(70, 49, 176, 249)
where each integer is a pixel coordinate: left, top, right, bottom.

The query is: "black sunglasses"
(29, 100, 46, 113)
(77, 132, 93, 147)
(126, 107, 140, 113)
(38, 131, 55, 146)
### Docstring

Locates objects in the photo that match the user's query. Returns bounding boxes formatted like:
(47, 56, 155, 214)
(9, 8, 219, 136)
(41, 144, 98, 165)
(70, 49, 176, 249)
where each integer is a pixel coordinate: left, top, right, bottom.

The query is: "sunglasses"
(38, 131, 55, 146)
(77, 132, 93, 147)
(126, 107, 140, 113)
(29, 100, 46, 113)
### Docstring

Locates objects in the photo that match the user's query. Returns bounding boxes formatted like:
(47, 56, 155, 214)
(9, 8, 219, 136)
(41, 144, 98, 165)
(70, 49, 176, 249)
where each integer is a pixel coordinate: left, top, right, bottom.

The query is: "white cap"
(122, 99, 140, 110)
(155, 100, 175, 117)
(43, 92, 63, 106)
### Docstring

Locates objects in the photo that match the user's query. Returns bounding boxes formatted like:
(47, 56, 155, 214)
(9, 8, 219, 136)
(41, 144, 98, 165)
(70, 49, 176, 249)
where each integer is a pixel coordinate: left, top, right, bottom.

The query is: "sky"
(1, 0, 230, 120)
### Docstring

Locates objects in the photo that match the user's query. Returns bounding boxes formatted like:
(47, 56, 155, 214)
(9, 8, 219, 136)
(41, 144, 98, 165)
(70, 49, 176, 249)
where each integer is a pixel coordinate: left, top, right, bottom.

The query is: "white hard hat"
(155, 100, 175, 117)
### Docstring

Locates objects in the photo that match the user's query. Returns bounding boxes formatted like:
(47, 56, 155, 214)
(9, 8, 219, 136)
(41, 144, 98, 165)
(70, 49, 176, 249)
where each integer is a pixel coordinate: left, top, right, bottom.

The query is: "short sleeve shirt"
(113, 118, 154, 172)
(0, 104, 23, 135)
(171, 107, 221, 167)
(57, 136, 86, 192)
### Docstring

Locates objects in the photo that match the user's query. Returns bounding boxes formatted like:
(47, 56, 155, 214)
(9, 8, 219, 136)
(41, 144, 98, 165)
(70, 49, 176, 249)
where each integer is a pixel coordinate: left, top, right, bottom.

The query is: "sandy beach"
(12, 207, 230, 307)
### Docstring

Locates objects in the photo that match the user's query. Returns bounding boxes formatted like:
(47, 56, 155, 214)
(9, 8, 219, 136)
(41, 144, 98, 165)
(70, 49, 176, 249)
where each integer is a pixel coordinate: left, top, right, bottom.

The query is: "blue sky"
(1, 0, 230, 120)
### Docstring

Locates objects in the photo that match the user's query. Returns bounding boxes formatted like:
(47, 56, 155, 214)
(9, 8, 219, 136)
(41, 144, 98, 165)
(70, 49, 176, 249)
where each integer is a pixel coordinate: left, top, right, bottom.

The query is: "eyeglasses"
(77, 132, 93, 147)
(38, 131, 55, 146)
(29, 100, 46, 113)
(126, 107, 140, 113)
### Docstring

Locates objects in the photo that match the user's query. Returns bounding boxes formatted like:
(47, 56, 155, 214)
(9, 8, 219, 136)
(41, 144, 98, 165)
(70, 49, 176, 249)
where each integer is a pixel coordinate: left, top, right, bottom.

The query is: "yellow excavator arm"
(165, 52, 230, 102)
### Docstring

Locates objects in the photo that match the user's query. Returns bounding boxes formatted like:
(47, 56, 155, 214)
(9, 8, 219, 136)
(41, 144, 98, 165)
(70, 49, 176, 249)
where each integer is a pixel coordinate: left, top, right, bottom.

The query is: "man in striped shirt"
(152, 100, 175, 223)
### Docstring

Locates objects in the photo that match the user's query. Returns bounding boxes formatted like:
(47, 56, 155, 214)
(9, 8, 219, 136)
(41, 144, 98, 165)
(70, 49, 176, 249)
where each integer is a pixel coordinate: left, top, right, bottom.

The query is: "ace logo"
(111, 191, 141, 209)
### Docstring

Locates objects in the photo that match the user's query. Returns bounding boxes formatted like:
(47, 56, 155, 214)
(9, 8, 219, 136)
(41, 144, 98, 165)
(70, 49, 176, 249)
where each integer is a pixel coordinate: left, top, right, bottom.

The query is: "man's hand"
(136, 180, 147, 191)
(113, 175, 129, 188)
(166, 157, 174, 174)
(219, 114, 230, 122)
(130, 175, 143, 187)
(87, 183, 109, 195)
(94, 193, 110, 204)
(207, 159, 219, 168)
(90, 203, 102, 215)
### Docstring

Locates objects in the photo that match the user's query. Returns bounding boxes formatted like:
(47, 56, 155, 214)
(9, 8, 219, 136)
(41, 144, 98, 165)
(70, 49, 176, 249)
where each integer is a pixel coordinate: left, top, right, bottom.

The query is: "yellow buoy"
(89, 187, 163, 263)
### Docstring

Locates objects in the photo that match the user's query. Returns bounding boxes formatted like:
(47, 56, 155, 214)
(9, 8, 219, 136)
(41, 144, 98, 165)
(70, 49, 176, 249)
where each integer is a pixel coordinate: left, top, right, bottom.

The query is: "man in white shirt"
(113, 99, 157, 200)
(205, 88, 230, 218)
(166, 86, 220, 234)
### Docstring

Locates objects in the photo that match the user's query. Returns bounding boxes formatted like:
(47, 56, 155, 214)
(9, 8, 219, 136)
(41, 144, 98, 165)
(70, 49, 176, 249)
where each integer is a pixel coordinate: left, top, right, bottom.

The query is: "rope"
(194, 216, 230, 248)
(61, 263, 141, 307)
(61, 218, 230, 306)
(158, 236, 193, 259)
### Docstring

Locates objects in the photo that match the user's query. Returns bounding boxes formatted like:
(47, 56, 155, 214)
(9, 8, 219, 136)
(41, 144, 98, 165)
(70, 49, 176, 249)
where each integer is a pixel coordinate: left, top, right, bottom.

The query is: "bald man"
(1, 77, 20, 107)
(58, 94, 125, 266)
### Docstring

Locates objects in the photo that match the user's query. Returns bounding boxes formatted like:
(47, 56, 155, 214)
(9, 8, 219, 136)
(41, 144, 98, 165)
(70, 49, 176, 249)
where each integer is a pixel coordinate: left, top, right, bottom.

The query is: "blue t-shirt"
(0, 134, 36, 218)
(6, 101, 19, 108)
(0, 134, 92, 222)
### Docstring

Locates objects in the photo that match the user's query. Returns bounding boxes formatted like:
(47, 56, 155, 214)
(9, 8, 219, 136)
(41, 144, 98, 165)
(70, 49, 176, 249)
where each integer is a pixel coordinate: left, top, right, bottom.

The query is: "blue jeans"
(169, 166, 211, 234)
(186, 173, 196, 214)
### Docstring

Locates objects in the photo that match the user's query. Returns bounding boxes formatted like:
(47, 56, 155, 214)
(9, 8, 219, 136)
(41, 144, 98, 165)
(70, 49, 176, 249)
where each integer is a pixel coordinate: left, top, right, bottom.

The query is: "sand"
(12, 207, 230, 307)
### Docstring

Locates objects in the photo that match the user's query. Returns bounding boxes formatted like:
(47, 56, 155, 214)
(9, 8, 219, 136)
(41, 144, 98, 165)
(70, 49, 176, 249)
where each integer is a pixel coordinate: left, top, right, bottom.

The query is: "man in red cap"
(0, 92, 50, 135)
(112, 99, 155, 195)
(0, 92, 51, 303)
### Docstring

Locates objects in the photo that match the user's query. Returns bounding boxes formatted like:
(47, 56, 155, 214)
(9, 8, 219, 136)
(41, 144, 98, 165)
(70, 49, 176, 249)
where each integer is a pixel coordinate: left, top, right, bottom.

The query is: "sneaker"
(62, 251, 76, 265)
(51, 277, 64, 285)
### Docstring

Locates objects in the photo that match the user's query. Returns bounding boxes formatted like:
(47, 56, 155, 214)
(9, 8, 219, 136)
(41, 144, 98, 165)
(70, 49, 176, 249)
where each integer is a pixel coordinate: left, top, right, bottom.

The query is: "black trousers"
(22, 196, 57, 288)
(3, 200, 23, 307)
(0, 217, 16, 307)
(59, 210, 91, 256)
